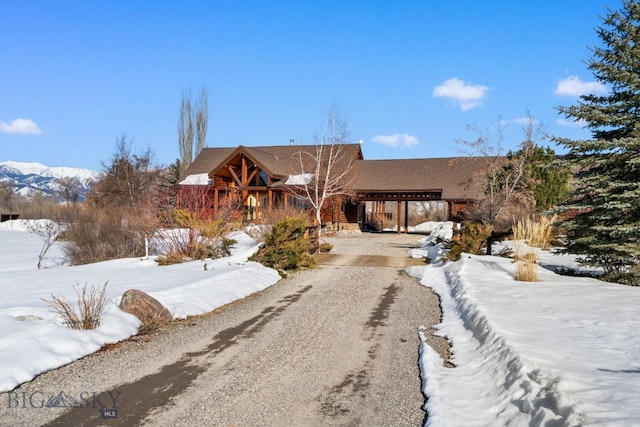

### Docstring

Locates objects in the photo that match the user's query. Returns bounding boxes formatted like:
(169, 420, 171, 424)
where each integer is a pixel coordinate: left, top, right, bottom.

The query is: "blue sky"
(1, 1, 621, 170)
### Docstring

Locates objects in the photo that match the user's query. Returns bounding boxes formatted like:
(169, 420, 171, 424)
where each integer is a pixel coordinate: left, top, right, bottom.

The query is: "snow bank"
(419, 259, 579, 426)
(0, 223, 281, 392)
(408, 221, 454, 261)
(0, 218, 54, 232)
(410, 221, 640, 426)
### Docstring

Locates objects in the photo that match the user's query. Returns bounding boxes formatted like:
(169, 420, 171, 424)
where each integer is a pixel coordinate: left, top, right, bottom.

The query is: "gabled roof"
(349, 157, 491, 200)
(183, 147, 236, 176)
(184, 144, 364, 179)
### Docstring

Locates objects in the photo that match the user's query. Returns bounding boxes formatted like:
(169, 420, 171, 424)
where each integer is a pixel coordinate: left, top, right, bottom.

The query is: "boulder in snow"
(119, 289, 172, 330)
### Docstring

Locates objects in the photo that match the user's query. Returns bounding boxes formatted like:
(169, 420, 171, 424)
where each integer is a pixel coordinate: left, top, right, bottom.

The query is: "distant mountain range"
(0, 160, 101, 200)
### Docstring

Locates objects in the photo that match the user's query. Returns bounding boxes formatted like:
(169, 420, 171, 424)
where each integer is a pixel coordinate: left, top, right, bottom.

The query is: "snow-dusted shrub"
(250, 215, 315, 274)
(446, 222, 492, 261)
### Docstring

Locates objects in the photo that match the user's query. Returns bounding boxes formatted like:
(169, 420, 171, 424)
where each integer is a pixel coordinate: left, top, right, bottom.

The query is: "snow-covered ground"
(0, 220, 280, 393)
(2, 219, 639, 426)
(407, 222, 640, 426)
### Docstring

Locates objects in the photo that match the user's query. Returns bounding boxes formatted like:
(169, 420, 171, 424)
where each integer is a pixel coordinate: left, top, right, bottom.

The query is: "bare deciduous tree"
(178, 86, 208, 178)
(88, 135, 161, 208)
(64, 136, 164, 264)
(457, 114, 543, 254)
(287, 105, 356, 237)
(55, 176, 83, 206)
(195, 86, 208, 158)
(0, 181, 16, 213)
(178, 90, 194, 175)
(28, 219, 60, 269)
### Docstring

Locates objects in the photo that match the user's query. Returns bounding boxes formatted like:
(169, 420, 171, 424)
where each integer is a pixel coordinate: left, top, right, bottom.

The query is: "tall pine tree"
(527, 146, 571, 211)
(555, 0, 640, 283)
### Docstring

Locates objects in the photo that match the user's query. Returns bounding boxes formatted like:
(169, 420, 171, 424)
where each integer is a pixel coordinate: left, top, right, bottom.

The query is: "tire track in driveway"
(44, 285, 313, 427)
(367, 283, 399, 330)
(317, 282, 403, 424)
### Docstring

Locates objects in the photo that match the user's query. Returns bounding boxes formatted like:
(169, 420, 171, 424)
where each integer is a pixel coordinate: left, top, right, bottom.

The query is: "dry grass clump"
(512, 215, 558, 281)
(512, 215, 558, 250)
(514, 241, 539, 282)
(515, 257, 539, 282)
(42, 282, 108, 329)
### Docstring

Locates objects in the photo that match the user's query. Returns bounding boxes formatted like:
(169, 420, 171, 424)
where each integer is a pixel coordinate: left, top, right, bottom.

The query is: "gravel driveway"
(1, 232, 448, 427)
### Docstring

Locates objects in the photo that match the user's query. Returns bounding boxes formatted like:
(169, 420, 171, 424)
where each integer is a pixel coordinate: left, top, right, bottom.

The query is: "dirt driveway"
(2, 232, 446, 427)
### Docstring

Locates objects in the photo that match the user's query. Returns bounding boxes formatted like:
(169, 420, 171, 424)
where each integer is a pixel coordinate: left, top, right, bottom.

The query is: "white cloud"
(554, 76, 607, 97)
(0, 118, 43, 135)
(510, 117, 536, 125)
(556, 118, 588, 128)
(371, 133, 419, 148)
(498, 117, 537, 128)
(432, 78, 490, 111)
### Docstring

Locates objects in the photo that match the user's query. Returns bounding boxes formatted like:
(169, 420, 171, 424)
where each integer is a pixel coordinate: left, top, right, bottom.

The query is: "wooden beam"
(246, 169, 258, 186)
(228, 166, 242, 186)
(242, 157, 248, 185)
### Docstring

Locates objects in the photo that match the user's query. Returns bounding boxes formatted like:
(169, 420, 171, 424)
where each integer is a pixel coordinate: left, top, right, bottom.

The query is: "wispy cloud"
(499, 117, 537, 127)
(372, 133, 419, 148)
(433, 78, 490, 111)
(0, 118, 43, 135)
(557, 118, 588, 128)
(554, 76, 607, 97)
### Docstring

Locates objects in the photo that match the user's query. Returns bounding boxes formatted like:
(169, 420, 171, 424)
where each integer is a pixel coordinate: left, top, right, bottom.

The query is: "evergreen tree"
(555, 0, 640, 282)
(527, 146, 571, 211)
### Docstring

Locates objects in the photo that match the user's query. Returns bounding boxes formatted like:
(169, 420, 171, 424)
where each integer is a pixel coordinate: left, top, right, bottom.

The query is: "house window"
(289, 195, 312, 210)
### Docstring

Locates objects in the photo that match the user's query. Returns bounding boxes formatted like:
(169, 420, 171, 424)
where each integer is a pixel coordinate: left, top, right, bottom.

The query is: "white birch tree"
(287, 105, 356, 237)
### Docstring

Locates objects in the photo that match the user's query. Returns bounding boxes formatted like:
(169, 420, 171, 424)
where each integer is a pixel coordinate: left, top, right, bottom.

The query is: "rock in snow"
(119, 289, 173, 329)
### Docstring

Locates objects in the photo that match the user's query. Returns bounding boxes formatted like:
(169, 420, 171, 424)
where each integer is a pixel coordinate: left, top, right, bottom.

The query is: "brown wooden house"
(179, 143, 490, 231)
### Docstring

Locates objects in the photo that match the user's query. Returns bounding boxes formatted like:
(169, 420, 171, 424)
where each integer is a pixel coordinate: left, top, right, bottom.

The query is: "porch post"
(404, 200, 409, 234)
(254, 191, 260, 221)
(397, 201, 401, 234)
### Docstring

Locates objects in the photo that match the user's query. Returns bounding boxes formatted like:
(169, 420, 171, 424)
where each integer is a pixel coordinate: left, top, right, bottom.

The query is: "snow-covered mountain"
(0, 160, 101, 199)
